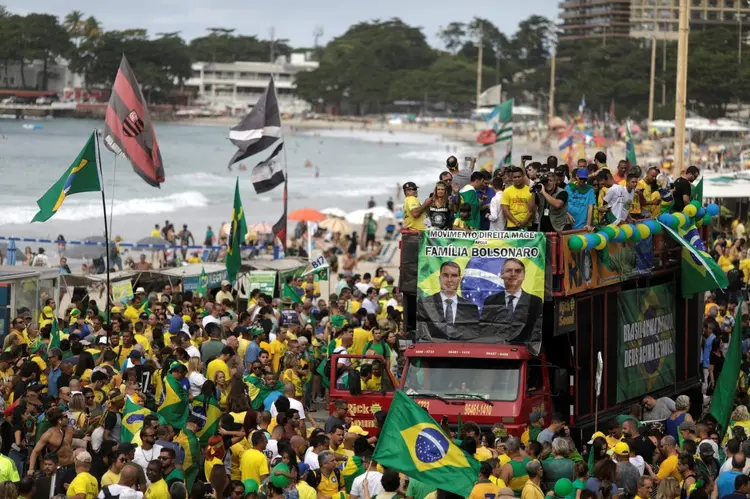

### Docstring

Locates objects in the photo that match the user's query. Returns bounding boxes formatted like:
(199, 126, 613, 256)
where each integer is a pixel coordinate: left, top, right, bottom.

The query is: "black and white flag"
(251, 142, 285, 194)
(228, 78, 283, 167)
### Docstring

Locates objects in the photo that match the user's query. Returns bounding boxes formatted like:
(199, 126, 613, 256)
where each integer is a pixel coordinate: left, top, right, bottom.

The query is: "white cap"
(98, 336, 108, 345)
(379, 288, 390, 296)
(135, 287, 146, 294)
(221, 280, 231, 287)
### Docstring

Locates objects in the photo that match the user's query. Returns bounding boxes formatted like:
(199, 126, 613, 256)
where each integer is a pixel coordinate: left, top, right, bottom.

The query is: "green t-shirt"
(459, 185, 482, 230)
(406, 478, 437, 499)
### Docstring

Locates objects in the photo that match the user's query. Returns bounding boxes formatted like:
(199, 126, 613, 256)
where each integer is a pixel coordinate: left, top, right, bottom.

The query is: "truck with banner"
(328, 229, 703, 440)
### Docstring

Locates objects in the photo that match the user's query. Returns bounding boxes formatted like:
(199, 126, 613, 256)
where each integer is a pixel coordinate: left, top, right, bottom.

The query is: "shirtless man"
(28, 408, 74, 473)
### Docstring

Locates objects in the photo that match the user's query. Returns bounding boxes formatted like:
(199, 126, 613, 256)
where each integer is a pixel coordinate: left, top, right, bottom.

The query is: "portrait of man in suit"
(416, 261, 479, 341)
(480, 258, 543, 343)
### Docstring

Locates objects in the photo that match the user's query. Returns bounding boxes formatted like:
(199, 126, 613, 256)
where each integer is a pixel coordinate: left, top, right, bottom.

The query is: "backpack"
(312, 469, 343, 491)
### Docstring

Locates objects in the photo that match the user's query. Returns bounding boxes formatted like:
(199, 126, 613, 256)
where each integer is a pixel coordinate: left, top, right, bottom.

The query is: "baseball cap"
(98, 336, 109, 345)
(298, 463, 310, 476)
(221, 280, 231, 287)
(699, 442, 715, 456)
(613, 442, 630, 456)
(379, 288, 390, 297)
(135, 287, 146, 294)
(129, 350, 142, 360)
(678, 420, 696, 433)
(169, 316, 184, 333)
(348, 425, 369, 436)
(529, 410, 547, 423)
(587, 431, 606, 444)
(577, 167, 589, 179)
(403, 181, 418, 191)
(111, 306, 122, 314)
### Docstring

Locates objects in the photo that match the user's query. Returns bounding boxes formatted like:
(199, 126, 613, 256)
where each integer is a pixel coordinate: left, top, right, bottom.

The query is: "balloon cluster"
(567, 201, 720, 252)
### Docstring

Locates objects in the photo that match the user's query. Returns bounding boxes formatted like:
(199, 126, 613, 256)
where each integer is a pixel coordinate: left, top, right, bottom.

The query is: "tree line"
(0, 6, 747, 118)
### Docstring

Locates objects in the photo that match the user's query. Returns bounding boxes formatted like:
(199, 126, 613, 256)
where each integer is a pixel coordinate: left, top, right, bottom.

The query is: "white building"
(0, 58, 84, 93)
(184, 52, 318, 114)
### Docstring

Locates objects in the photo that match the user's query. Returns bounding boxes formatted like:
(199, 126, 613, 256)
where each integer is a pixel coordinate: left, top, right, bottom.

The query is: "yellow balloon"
(594, 234, 608, 250)
(683, 204, 697, 218)
(611, 226, 621, 240)
(673, 212, 687, 227)
(576, 234, 588, 250)
(620, 224, 634, 239)
(696, 218, 704, 228)
(636, 223, 650, 239)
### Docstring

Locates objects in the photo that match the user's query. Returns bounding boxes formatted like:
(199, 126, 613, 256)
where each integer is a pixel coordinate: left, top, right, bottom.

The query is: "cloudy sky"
(4, 0, 558, 48)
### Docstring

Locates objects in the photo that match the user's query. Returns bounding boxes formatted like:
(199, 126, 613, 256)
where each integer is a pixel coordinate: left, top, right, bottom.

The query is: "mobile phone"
(522, 155, 532, 162)
(464, 156, 473, 161)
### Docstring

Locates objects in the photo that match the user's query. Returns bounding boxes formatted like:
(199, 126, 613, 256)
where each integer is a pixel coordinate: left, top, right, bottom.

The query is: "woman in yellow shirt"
(101, 449, 128, 486)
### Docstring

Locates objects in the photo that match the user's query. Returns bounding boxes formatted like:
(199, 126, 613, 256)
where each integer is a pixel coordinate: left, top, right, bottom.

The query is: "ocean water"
(0, 119, 476, 243)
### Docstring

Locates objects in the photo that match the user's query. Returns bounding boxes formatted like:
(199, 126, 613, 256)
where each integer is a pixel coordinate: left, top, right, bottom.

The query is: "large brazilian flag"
(616, 283, 676, 403)
(416, 229, 546, 354)
(373, 390, 480, 497)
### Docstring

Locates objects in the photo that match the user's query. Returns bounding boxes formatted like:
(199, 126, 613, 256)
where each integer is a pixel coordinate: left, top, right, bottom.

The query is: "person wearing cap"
(403, 181, 433, 230)
(522, 411, 546, 445)
(565, 167, 595, 230)
(698, 440, 723, 481)
(613, 442, 639, 497)
(678, 420, 697, 446)
(67, 451, 98, 499)
(695, 421, 719, 461)
(217, 280, 235, 305)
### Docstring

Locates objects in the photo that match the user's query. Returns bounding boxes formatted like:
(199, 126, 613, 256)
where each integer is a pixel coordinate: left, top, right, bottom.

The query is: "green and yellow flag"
(660, 222, 728, 298)
(373, 390, 480, 497)
(709, 302, 743, 438)
(342, 455, 366, 493)
(32, 132, 101, 222)
(192, 394, 222, 446)
(196, 267, 208, 297)
(122, 397, 154, 445)
(48, 319, 61, 352)
(158, 373, 189, 428)
(281, 283, 302, 304)
(175, 427, 200, 491)
(226, 177, 247, 283)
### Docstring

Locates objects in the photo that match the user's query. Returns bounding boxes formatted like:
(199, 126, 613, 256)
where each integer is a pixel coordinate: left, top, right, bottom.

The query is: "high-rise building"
(559, 0, 633, 40)
(559, 0, 750, 40)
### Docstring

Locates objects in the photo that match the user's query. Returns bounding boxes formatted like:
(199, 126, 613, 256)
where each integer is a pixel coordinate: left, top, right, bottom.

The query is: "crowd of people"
(401, 153, 701, 233)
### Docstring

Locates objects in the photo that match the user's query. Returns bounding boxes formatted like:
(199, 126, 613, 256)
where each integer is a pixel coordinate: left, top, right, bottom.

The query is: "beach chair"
(375, 243, 398, 265)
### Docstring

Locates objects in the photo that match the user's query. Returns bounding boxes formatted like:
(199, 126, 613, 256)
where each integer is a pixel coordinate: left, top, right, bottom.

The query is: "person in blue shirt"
(46, 348, 64, 398)
(717, 454, 746, 499)
(702, 319, 718, 382)
(565, 168, 595, 230)
(244, 327, 265, 372)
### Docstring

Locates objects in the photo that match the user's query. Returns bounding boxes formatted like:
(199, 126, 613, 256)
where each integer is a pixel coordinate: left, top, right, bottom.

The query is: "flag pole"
(94, 129, 112, 320)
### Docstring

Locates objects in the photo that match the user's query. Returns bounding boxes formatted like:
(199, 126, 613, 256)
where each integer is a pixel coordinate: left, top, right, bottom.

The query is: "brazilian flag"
(710, 303, 744, 438)
(32, 132, 102, 222)
(192, 394, 222, 446)
(226, 177, 247, 283)
(660, 222, 728, 298)
(373, 390, 480, 497)
(243, 374, 282, 411)
(175, 427, 200, 491)
(48, 319, 61, 352)
(122, 398, 154, 444)
(158, 373, 189, 428)
(342, 456, 365, 493)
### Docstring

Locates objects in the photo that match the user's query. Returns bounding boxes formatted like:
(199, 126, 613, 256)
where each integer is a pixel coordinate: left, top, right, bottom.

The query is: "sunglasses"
(85, 395, 94, 400)
(158, 456, 170, 461)
(118, 457, 127, 463)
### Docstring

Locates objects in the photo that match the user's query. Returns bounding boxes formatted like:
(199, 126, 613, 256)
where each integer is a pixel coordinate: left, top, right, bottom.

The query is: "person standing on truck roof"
(641, 395, 676, 421)
(481, 258, 543, 345)
(500, 437, 531, 497)
(325, 400, 349, 433)
(402, 182, 432, 231)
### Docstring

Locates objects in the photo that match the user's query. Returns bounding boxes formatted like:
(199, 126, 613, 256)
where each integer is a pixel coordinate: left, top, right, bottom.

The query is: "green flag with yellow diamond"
(32, 132, 101, 222)
(373, 390, 480, 497)
(416, 230, 545, 354)
(226, 177, 247, 283)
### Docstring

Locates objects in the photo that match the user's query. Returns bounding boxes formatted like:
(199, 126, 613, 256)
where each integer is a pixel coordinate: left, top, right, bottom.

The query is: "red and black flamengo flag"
(272, 180, 287, 250)
(103, 55, 165, 188)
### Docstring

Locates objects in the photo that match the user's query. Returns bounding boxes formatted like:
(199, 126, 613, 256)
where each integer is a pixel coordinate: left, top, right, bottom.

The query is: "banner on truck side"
(616, 282, 676, 403)
(416, 230, 546, 355)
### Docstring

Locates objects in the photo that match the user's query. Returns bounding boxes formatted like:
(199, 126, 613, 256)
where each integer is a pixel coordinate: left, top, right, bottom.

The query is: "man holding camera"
(536, 171, 570, 232)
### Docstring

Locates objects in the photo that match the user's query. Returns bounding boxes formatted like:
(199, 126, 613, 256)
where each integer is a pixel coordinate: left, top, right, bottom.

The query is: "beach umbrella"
(66, 236, 108, 260)
(288, 208, 326, 223)
(321, 207, 347, 218)
(247, 222, 273, 234)
(5, 240, 15, 266)
(135, 236, 171, 248)
(346, 207, 397, 225)
(319, 217, 350, 234)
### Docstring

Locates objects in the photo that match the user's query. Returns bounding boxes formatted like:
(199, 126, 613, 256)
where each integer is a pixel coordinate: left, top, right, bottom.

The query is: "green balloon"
(689, 200, 702, 210)
(703, 213, 712, 225)
(601, 227, 616, 240)
(568, 235, 584, 251)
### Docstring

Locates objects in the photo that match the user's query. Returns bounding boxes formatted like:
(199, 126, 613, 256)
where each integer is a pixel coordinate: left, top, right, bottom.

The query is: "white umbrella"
(321, 207, 348, 218)
(319, 217, 351, 233)
(345, 207, 397, 225)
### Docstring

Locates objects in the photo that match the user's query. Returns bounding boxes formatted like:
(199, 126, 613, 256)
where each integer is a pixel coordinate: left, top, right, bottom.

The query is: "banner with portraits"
(416, 230, 546, 354)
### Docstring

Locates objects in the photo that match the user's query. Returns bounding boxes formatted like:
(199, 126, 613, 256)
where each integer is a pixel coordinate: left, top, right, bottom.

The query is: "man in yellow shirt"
(316, 451, 346, 498)
(268, 334, 288, 374)
(145, 461, 170, 499)
(133, 320, 153, 358)
(67, 451, 99, 499)
(521, 461, 544, 499)
(124, 288, 148, 323)
(402, 182, 432, 230)
(656, 436, 682, 481)
(207, 347, 233, 383)
(241, 431, 270, 483)
(501, 167, 535, 230)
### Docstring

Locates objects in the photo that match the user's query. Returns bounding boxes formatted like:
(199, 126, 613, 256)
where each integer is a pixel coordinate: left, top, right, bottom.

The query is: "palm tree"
(64, 10, 85, 47)
(82, 16, 101, 40)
